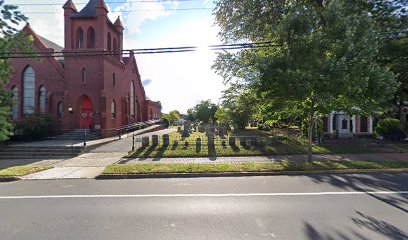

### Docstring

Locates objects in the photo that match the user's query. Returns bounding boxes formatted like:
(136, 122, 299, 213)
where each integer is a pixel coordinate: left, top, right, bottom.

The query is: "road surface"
(0, 173, 407, 239)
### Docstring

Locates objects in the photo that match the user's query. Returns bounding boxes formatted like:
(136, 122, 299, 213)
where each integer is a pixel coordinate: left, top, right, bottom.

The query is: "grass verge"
(101, 161, 408, 175)
(0, 166, 53, 177)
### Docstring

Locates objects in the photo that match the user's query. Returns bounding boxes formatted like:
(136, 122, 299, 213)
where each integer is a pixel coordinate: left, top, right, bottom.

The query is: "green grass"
(102, 161, 408, 175)
(128, 136, 405, 158)
(130, 127, 408, 158)
(0, 166, 53, 177)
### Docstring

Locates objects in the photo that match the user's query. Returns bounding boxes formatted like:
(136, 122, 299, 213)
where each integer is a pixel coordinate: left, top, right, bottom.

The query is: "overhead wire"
(0, 42, 279, 59)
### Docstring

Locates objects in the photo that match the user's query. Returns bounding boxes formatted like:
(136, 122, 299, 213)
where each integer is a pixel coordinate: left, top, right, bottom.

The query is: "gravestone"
(240, 137, 247, 147)
(250, 136, 257, 147)
(229, 136, 236, 146)
(207, 133, 215, 146)
(152, 135, 159, 146)
(219, 126, 225, 138)
(142, 136, 150, 148)
(182, 121, 190, 137)
(162, 134, 170, 146)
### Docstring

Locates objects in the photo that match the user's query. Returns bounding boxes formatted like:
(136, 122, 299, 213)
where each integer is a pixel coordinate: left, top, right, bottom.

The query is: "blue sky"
(11, 0, 225, 113)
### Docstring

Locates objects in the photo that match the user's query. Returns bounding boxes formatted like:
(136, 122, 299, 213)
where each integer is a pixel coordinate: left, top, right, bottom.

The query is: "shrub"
(262, 125, 271, 131)
(375, 118, 406, 141)
(161, 117, 170, 128)
(13, 114, 57, 140)
(257, 124, 263, 130)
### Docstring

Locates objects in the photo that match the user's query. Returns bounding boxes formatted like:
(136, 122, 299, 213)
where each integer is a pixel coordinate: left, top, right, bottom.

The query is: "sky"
(10, 0, 225, 114)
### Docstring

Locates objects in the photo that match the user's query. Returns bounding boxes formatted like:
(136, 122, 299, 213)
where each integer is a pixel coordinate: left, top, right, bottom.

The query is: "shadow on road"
(303, 210, 408, 240)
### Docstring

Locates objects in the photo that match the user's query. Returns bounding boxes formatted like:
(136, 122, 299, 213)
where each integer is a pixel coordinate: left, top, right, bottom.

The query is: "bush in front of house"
(375, 118, 406, 141)
(13, 114, 57, 140)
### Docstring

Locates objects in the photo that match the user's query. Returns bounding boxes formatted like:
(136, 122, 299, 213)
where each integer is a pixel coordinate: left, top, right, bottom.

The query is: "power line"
(21, 7, 212, 14)
(0, 43, 279, 59)
(11, 0, 201, 6)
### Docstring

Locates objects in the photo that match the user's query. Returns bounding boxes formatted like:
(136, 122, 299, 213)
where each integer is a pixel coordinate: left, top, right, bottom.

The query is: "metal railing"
(116, 120, 162, 139)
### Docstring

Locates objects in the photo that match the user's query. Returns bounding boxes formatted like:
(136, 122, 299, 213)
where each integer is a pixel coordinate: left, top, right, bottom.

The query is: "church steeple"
(114, 17, 124, 32)
(63, 0, 77, 12)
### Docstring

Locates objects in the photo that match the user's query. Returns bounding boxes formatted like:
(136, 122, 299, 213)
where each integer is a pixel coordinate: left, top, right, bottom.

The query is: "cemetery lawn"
(102, 161, 408, 175)
(128, 128, 408, 158)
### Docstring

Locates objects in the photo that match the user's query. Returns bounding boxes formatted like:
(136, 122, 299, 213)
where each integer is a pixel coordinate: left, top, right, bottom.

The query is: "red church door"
(80, 96, 93, 129)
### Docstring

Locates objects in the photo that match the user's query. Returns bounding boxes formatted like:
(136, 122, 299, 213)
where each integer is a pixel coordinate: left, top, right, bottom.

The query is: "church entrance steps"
(0, 146, 84, 161)
(55, 129, 100, 140)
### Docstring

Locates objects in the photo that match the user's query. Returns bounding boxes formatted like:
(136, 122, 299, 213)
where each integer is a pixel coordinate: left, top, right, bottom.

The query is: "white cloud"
(129, 17, 225, 113)
(115, 0, 179, 35)
(16, 1, 65, 46)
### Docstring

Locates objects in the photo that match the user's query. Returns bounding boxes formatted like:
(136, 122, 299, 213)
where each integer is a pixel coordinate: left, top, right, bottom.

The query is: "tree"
(0, 1, 31, 141)
(214, 0, 398, 161)
(189, 100, 218, 124)
(214, 107, 230, 125)
(221, 87, 258, 129)
(167, 110, 181, 124)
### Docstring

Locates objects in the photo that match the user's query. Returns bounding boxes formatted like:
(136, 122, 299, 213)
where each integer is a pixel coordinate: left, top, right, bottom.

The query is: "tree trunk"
(307, 115, 314, 162)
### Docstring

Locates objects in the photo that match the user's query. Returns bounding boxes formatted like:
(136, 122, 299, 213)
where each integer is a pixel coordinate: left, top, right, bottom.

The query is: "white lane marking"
(0, 191, 407, 199)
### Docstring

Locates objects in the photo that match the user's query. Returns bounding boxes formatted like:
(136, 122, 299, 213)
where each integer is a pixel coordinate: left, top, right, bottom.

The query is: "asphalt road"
(0, 173, 407, 240)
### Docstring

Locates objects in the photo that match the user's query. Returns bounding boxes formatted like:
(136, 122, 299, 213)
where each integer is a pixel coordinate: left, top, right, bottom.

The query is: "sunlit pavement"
(0, 173, 407, 240)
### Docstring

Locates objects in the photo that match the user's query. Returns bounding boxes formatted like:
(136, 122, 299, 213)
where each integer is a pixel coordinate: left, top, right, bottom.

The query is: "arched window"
(130, 81, 135, 118)
(23, 66, 35, 115)
(87, 27, 95, 48)
(113, 38, 118, 57)
(11, 86, 18, 121)
(107, 33, 111, 51)
(57, 101, 63, 120)
(111, 100, 116, 118)
(77, 28, 84, 49)
(82, 68, 87, 84)
(39, 86, 46, 114)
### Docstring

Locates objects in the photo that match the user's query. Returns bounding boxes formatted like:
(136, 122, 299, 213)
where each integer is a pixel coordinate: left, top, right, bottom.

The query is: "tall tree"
(189, 100, 218, 124)
(214, 0, 398, 161)
(0, 0, 31, 141)
(221, 87, 259, 129)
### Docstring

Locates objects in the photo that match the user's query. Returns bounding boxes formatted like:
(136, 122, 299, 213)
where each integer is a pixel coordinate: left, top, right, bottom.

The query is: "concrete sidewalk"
(118, 152, 408, 165)
(21, 128, 176, 180)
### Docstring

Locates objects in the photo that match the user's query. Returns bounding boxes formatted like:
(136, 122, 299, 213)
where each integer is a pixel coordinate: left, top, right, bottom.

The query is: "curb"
(0, 177, 21, 182)
(95, 168, 408, 179)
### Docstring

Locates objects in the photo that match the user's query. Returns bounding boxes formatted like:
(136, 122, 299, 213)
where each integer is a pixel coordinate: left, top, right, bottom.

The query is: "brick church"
(7, 0, 162, 137)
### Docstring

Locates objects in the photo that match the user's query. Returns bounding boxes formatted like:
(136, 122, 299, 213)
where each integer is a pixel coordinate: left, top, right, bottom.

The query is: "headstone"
(152, 135, 159, 146)
(162, 134, 170, 146)
(250, 136, 257, 147)
(142, 136, 150, 148)
(229, 136, 236, 146)
(240, 137, 247, 147)
(207, 133, 215, 146)
(219, 126, 225, 138)
(182, 121, 190, 137)
(196, 138, 202, 152)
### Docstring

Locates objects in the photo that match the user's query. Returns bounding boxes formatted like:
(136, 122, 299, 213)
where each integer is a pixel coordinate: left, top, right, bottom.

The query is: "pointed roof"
(114, 17, 124, 30)
(63, 0, 77, 11)
(71, 0, 106, 18)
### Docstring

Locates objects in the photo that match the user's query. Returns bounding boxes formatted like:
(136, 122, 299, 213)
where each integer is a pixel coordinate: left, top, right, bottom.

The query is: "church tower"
(61, 0, 125, 131)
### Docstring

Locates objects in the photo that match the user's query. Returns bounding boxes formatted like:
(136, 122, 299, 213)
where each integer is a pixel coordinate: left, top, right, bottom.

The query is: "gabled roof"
(37, 35, 63, 52)
(71, 0, 102, 18)
(21, 23, 65, 76)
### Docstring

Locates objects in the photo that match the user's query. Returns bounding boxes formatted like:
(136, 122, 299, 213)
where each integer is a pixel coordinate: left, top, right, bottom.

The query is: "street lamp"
(68, 107, 74, 130)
